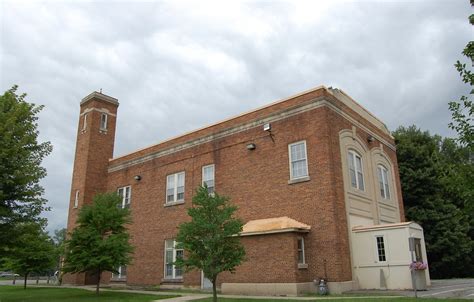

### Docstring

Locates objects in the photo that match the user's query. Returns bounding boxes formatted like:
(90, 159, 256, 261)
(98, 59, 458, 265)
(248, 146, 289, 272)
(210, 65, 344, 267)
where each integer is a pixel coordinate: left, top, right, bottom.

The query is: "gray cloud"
(1, 0, 471, 233)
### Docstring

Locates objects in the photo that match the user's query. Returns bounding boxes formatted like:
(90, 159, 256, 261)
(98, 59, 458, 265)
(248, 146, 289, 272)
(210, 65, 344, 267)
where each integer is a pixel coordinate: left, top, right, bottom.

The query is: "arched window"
(348, 150, 365, 191)
(377, 165, 390, 199)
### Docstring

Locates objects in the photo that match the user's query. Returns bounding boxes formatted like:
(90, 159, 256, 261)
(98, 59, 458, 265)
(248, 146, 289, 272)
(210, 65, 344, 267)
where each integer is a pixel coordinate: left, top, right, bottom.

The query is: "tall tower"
(64, 91, 119, 285)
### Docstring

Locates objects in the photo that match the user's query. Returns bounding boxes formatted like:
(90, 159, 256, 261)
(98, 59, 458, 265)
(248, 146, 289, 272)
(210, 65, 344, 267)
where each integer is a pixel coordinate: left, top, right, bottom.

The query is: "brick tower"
(63, 91, 119, 285)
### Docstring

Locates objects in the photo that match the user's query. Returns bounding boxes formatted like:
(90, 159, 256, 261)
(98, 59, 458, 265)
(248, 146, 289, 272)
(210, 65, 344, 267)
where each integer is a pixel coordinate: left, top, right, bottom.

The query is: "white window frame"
(377, 165, 391, 200)
(348, 150, 365, 191)
(74, 190, 79, 208)
(375, 235, 387, 262)
(100, 113, 108, 131)
(202, 164, 215, 194)
(288, 140, 309, 180)
(164, 239, 183, 279)
(117, 186, 131, 208)
(297, 238, 306, 264)
(82, 114, 88, 131)
(166, 172, 185, 204)
(112, 265, 127, 279)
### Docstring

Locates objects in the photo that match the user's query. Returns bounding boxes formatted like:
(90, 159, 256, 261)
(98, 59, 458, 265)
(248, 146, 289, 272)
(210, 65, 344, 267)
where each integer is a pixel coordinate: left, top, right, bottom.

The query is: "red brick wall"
(63, 96, 118, 285)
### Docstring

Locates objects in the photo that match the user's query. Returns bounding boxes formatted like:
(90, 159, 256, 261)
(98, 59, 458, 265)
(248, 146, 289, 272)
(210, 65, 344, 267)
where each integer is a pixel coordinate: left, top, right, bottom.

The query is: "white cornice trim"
(80, 107, 117, 117)
(81, 91, 119, 106)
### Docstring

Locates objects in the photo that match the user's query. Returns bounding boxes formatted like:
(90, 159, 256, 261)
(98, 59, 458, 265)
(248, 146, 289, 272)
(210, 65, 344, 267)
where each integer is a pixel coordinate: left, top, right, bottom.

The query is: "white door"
(201, 271, 212, 290)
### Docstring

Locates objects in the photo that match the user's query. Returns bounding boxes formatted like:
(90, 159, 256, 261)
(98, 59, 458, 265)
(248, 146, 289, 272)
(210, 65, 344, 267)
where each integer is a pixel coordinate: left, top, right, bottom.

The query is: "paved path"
(1, 278, 473, 300)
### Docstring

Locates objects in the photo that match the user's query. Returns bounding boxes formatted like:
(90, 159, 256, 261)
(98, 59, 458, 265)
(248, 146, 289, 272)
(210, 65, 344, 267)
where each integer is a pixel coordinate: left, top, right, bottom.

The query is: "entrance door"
(201, 271, 212, 290)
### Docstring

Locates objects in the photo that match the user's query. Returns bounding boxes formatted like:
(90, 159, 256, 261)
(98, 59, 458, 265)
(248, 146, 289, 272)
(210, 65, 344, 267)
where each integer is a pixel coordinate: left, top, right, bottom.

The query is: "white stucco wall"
(351, 222, 430, 290)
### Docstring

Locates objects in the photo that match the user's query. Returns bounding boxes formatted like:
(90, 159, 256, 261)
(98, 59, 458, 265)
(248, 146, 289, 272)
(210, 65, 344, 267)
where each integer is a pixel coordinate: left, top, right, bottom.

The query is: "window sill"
(298, 263, 308, 269)
(164, 201, 185, 207)
(161, 278, 183, 283)
(288, 176, 310, 185)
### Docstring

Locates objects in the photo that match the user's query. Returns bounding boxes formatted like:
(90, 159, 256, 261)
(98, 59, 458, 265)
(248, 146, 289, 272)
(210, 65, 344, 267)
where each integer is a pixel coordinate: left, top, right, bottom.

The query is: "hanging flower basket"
(409, 261, 428, 271)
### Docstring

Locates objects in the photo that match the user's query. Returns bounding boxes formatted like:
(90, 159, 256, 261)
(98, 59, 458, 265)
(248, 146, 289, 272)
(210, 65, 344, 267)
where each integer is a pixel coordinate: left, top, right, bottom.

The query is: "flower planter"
(414, 270, 427, 290)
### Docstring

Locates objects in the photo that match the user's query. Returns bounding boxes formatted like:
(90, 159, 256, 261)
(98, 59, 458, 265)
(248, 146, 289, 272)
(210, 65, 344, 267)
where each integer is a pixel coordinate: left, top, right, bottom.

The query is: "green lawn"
(0, 286, 178, 302)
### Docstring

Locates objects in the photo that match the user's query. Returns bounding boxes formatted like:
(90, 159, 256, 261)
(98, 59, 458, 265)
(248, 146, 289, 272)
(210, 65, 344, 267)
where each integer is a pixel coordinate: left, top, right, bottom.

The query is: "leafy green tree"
(0, 85, 52, 256)
(52, 228, 67, 283)
(394, 126, 473, 278)
(449, 2, 473, 150)
(62, 193, 133, 295)
(5, 221, 55, 289)
(175, 186, 245, 302)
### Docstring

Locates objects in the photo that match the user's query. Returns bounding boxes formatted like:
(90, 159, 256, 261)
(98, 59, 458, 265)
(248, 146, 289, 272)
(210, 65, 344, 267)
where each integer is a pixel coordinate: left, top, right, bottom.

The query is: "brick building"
(64, 86, 430, 294)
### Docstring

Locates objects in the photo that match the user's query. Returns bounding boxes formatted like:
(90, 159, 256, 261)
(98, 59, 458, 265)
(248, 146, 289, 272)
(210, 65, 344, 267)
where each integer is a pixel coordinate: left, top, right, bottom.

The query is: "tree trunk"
(212, 276, 217, 302)
(23, 272, 28, 289)
(96, 269, 101, 295)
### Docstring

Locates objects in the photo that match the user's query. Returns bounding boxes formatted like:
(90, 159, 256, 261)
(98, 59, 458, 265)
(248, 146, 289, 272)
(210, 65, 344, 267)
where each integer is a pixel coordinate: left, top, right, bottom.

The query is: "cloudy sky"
(1, 0, 471, 233)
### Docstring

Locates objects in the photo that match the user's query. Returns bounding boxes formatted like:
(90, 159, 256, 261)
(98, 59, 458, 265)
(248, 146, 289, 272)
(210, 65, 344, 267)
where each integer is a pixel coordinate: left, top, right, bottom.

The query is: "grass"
(0, 286, 178, 301)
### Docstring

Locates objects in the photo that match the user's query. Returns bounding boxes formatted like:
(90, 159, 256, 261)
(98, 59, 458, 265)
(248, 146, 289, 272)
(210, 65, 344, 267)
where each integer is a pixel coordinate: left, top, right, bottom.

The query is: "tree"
(5, 221, 55, 289)
(449, 2, 473, 150)
(62, 193, 133, 295)
(175, 186, 245, 302)
(0, 85, 52, 256)
(394, 126, 473, 278)
(52, 228, 67, 283)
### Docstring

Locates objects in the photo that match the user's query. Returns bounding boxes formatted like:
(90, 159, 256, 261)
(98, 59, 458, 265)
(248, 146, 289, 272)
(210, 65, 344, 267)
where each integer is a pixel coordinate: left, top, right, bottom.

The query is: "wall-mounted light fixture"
(134, 175, 142, 181)
(367, 135, 375, 143)
(263, 123, 271, 131)
(246, 143, 256, 150)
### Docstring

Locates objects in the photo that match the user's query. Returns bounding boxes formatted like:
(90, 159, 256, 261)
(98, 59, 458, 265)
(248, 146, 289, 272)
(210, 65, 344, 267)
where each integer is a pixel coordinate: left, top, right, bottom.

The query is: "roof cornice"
(81, 91, 119, 106)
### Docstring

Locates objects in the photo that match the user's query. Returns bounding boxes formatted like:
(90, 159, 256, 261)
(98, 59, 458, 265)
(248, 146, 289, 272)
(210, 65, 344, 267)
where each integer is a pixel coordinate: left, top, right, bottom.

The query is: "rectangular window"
(297, 238, 305, 264)
(202, 164, 215, 194)
(289, 141, 308, 180)
(377, 165, 391, 199)
(117, 186, 131, 208)
(83, 114, 88, 131)
(166, 172, 185, 204)
(414, 238, 423, 262)
(112, 265, 127, 279)
(348, 151, 365, 191)
(376, 236, 386, 262)
(74, 190, 79, 208)
(100, 113, 108, 130)
(164, 239, 183, 279)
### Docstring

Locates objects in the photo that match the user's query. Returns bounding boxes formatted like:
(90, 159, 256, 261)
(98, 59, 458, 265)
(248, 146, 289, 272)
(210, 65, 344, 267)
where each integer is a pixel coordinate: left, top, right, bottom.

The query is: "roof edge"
(81, 91, 119, 106)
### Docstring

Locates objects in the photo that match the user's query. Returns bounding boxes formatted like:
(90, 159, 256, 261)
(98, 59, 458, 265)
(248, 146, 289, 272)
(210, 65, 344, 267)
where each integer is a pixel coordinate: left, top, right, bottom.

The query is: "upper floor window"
(117, 186, 131, 208)
(82, 114, 88, 131)
(377, 165, 391, 199)
(348, 150, 365, 191)
(202, 164, 215, 194)
(74, 190, 79, 208)
(164, 239, 183, 279)
(100, 113, 108, 130)
(289, 141, 308, 180)
(376, 235, 386, 262)
(166, 172, 185, 204)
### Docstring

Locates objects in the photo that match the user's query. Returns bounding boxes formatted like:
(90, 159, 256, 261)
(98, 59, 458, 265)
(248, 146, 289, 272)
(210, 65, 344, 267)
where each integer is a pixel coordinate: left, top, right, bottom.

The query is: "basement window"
(112, 265, 127, 280)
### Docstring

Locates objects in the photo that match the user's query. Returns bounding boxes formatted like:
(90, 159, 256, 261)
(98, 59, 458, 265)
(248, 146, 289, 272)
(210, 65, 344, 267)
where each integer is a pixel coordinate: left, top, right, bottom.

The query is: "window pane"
(177, 186, 184, 201)
(177, 173, 185, 186)
(167, 190, 174, 202)
(121, 265, 127, 277)
(167, 175, 174, 188)
(357, 172, 365, 190)
(165, 240, 174, 249)
(292, 160, 307, 178)
(166, 264, 173, 277)
(291, 143, 305, 161)
(376, 236, 386, 262)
